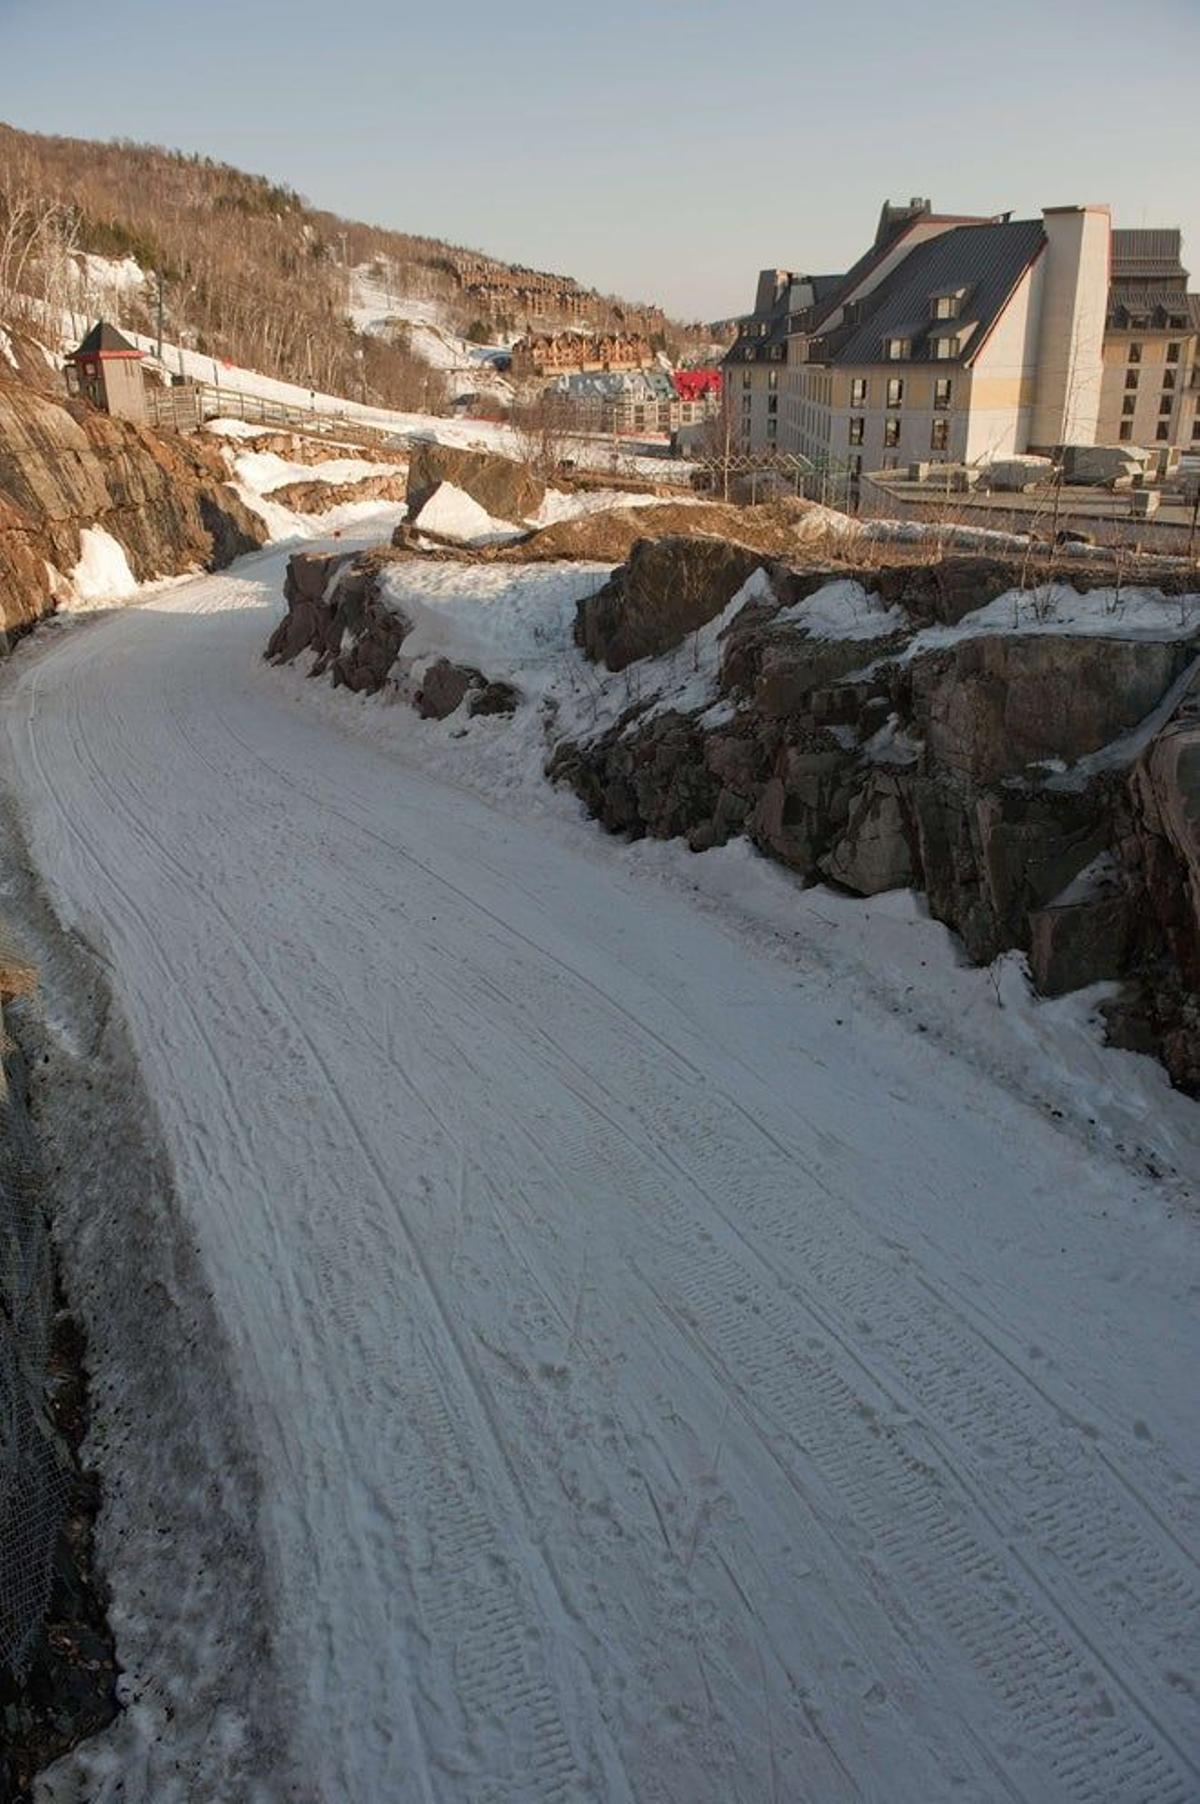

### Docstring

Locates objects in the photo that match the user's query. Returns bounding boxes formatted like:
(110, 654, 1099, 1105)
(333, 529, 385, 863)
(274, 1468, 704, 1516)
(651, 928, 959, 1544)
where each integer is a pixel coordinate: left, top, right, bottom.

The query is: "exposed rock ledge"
(0, 378, 266, 640)
(549, 544, 1200, 1094)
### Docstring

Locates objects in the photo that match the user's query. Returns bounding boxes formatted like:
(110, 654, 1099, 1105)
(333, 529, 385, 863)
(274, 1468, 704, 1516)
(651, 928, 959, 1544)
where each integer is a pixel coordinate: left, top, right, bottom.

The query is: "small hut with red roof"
(65, 320, 147, 422)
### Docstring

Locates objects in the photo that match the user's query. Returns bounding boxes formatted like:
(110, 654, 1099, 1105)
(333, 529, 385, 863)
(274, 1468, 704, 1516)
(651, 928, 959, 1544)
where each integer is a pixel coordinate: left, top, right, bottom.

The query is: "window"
(932, 292, 961, 320)
(1193, 415, 1200, 439)
(884, 417, 900, 447)
(766, 416, 777, 440)
(768, 369, 779, 391)
(930, 418, 949, 452)
(1128, 342, 1142, 364)
(931, 335, 958, 360)
(1166, 342, 1181, 363)
(1155, 422, 1169, 440)
(742, 370, 751, 388)
(848, 416, 864, 445)
(886, 377, 904, 407)
(1119, 421, 1133, 441)
(768, 394, 778, 415)
(1159, 395, 1173, 415)
(850, 377, 867, 406)
(1122, 395, 1136, 416)
(1163, 369, 1176, 390)
(934, 377, 952, 409)
(885, 337, 911, 360)
(1125, 369, 1139, 390)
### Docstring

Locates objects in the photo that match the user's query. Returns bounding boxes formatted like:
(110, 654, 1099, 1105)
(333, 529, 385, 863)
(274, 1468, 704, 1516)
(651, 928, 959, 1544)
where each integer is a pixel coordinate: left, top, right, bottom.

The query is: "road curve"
(3, 544, 1197, 1804)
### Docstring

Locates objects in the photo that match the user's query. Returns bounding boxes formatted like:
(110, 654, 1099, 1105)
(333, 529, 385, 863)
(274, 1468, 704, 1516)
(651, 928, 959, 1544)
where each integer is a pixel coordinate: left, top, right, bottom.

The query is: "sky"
(2, 0, 1198, 321)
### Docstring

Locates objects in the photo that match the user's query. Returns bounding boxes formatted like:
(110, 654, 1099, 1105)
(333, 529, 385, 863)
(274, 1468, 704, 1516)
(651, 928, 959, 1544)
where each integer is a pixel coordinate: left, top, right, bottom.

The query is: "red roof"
(671, 368, 722, 400)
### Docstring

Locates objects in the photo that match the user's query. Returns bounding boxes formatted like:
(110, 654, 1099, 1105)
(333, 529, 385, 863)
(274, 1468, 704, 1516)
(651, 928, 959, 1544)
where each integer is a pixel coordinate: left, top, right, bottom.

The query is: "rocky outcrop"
(0, 378, 266, 638)
(264, 471, 408, 514)
(553, 542, 1200, 1090)
(266, 548, 522, 721)
(574, 536, 777, 670)
(406, 442, 544, 523)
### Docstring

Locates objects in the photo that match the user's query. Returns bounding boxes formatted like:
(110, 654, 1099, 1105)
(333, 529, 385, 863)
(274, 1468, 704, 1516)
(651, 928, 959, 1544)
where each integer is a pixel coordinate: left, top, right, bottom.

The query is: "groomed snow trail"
(4, 546, 1198, 1803)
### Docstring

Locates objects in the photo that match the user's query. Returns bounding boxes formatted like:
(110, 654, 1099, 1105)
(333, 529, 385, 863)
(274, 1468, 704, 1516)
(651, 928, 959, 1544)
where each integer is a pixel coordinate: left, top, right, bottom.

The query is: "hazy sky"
(3, 0, 1198, 320)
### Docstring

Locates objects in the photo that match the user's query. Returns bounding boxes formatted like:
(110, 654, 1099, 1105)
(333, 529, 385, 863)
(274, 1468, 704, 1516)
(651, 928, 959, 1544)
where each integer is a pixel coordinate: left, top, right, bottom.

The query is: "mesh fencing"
(0, 945, 70, 1678)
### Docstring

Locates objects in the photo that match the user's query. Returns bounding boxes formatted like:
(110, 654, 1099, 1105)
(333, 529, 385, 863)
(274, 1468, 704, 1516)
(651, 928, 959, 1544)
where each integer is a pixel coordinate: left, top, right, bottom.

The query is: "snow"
(526, 486, 686, 527)
(904, 582, 1200, 653)
(775, 576, 909, 639)
(1, 540, 1196, 1803)
(66, 526, 139, 607)
(410, 481, 525, 547)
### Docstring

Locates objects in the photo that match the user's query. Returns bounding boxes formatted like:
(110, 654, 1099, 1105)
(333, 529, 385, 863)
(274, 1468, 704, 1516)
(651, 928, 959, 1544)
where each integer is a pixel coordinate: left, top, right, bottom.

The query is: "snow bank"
(411, 482, 525, 547)
(68, 527, 139, 607)
(233, 450, 406, 494)
(776, 578, 908, 640)
(904, 583, 1200, 656)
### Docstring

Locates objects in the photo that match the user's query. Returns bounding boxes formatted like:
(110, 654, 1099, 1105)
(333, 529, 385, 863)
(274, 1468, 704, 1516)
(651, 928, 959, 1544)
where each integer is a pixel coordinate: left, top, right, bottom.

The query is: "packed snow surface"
(2, 542, 1197, 1803)
(776, 577, 908, 639)
(905, 582, 1200, 651)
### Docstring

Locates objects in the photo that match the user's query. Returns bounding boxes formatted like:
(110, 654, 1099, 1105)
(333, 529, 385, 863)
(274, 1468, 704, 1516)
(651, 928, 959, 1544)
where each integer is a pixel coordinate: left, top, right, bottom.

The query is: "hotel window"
(1163, 369, 1176, 390)
(848, 416, 864, 445)
(1128, 342, 1142, 363)
(886, 377, 904, 407)
(1125, 369, 1139, 389)
(930, 418, 949, 452)
(1122, 395, 1136, 415)
(1159, 395, 1173, 415)
(884, 417, 900, 447)
(1166, 342, 1181, 363)
(934, 377, 952, 409)
(1119, 421, 1133, 441)
(1155, 422, 1169, 440)
(850, 377, 867, 406)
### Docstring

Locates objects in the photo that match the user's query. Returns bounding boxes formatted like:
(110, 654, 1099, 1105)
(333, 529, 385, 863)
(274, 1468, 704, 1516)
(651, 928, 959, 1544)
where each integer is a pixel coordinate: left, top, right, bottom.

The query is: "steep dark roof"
(815, 219, 1046, 366)
(1107, 291, 1200, 332)
(1112, 228, 1185, 281)
(72, 319, 142, 357)
(804, 212, 995, 334)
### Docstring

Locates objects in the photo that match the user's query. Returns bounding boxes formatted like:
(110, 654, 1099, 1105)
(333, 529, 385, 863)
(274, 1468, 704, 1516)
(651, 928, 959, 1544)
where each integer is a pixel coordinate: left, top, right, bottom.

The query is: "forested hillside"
(0, 123, 684, 410)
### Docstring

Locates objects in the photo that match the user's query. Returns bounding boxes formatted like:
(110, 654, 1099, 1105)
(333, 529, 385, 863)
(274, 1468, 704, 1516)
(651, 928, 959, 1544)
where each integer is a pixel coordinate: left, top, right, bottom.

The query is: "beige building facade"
(733, 199, 1199, 474)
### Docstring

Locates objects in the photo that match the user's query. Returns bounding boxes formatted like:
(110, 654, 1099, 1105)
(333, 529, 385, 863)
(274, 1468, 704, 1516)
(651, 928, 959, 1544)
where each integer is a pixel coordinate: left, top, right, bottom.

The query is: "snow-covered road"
(3, 544, 1198, 1804)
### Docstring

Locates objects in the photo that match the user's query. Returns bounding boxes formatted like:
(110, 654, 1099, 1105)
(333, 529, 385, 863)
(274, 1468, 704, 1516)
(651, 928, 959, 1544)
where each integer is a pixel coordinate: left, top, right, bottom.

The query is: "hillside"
(0, 122, 702, 415)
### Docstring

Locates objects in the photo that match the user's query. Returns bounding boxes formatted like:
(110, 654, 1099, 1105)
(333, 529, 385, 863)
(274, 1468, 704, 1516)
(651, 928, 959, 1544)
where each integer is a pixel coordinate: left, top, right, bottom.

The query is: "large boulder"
(574, 536, 771, 671)
(405, 442, 543, 523)
(415, 660, 482, 719)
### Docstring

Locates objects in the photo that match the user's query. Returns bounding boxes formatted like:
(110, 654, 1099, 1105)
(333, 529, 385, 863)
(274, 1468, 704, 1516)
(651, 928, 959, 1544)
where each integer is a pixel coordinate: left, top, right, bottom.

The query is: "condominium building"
(730, 199, 1199, 472)
(722, 269, 840, 451)
(1097, 231, 1200, 453)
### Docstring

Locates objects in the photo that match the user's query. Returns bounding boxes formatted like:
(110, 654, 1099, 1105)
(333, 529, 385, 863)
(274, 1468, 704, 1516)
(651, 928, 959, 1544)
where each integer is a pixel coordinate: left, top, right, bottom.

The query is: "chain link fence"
(0, 944, 69, 1678)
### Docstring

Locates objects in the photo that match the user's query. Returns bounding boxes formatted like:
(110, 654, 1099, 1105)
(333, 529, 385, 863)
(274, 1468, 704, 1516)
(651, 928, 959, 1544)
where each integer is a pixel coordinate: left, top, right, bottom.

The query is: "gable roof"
(813, 219, 1046, 367)
(71, 320, 143, 358)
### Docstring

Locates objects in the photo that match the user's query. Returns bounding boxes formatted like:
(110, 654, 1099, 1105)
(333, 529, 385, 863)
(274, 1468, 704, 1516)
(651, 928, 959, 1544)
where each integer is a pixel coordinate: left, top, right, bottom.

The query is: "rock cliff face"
(0, 378, 266, 640)
(551, 547, 1200, 1093)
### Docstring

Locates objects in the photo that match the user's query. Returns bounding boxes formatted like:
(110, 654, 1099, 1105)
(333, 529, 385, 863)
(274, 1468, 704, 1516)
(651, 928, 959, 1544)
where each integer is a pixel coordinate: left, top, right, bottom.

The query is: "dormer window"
(930, 334, 959, 359)
(885, 337, 911, 361)
(929, 288, 966, 321)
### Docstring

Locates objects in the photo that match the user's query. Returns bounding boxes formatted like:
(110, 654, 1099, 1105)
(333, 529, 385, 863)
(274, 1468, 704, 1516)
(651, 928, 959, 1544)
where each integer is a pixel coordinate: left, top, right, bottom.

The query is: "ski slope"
(2, 543, 1198, 1803)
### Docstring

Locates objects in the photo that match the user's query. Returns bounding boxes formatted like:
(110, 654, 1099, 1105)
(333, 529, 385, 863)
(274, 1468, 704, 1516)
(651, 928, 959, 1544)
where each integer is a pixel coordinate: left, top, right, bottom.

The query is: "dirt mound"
(483, 496, 849, 566)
